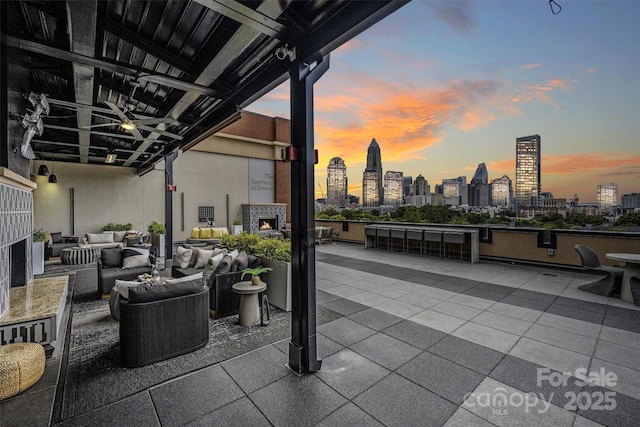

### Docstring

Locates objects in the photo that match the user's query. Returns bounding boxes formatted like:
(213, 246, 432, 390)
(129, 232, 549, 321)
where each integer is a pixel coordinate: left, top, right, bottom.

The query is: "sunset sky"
(248, 1, 640, 203)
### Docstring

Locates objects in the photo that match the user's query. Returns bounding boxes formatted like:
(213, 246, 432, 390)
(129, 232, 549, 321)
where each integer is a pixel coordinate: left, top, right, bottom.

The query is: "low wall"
(315, 220, 640, 268)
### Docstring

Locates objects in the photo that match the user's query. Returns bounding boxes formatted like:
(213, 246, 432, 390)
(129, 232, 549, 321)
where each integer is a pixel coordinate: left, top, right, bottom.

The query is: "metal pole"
(165, 150, 178, 261)
(288, 54, 330, 374)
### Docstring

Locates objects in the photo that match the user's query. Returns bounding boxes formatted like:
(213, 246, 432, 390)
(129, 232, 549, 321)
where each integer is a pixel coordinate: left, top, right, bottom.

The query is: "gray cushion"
(128, 279, 205, 303)
(213, 255, 233, 275)
(232, 251, 249, 272)
(101, 247, 122, 268)
(51, 232, 63, 244)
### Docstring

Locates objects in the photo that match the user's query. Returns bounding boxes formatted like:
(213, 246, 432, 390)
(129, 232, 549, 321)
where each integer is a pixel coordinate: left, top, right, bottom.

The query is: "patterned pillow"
(175, 246, 193, 268)
(122, 247, 150, 269)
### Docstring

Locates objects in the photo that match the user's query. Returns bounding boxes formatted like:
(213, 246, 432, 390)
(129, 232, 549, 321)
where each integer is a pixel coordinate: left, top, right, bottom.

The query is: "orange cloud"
(519, 63, 542, 70)
(513, 78, 571, 103)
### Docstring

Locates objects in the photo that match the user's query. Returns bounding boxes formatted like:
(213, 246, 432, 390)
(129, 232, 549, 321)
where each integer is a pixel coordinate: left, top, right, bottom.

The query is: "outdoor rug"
(53, 288, 342, 423)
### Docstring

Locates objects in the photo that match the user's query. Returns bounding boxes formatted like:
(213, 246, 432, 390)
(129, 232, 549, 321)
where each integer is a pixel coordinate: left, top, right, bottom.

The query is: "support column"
(164, 150, 178, 261)
(288, 54, 330, 375)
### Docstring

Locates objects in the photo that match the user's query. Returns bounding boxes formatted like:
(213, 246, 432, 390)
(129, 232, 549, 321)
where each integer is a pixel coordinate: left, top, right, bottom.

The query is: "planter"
(32, 241, 45, 275)
(261, 258, 291, 312)
(232, 225, 243, 236)
(150, 233, 166, 258)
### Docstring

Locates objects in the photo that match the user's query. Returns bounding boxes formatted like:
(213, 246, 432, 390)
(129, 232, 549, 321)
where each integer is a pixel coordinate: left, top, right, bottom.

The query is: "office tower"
(515, 134, 541, 207)
(403, 176, 413, 203)
(469, 163, 491, 206)
(384, 171, 403, 205)
(414, 175, 428, 196)
(326, 157, 347, 207)
(597, 183, 618, 209)
(442, 176, 467, 206)
(492, 175, 513, 207)
(621, 193, 640, 212)
(362, 138, 383, 206)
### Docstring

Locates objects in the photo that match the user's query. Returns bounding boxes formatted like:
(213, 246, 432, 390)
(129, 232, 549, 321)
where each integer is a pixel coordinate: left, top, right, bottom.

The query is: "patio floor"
(4, 241, 640, 426)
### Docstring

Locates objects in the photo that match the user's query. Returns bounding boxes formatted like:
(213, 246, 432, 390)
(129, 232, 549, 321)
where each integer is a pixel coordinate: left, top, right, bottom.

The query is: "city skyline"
(248, 1, 640, 202)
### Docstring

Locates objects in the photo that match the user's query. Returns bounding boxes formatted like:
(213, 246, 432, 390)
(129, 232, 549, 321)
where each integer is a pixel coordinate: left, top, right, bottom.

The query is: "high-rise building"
(621, 193, 640, 213)
(403, 176, 413, 203)
(414, 175, 428, 196)
(326, 157, 347, 207)
(362, 138, 383, 206)
(469, 163, 491, 206)
(597, 183, 618, 209)
(442, 176, 467, 206)
(384, 171, 403, 205)
(492, 175, 513, 207)
(515, 134, 541, 208)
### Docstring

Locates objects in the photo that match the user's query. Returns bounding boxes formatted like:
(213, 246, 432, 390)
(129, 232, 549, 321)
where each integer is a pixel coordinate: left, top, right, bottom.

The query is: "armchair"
(575, 244, 624, 297)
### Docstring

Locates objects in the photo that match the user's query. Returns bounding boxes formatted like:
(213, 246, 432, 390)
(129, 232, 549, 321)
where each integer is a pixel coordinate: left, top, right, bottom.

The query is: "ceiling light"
(38, 164, 49, 176)
(120, 122, 136, 130)
(105, 150, 117, 163)
(48, 173, 57, 183)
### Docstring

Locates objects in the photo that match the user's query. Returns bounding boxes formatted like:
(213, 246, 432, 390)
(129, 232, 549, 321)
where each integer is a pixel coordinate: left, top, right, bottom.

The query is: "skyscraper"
(492, 175, 513, 207)
(326, 157, 347, 207)
(403, 176, 413, 203)
(442, 176, 467, 206)
(469, 163, 491, 206)
(515, 134, 541, 207)
(362, 138, 383, 206)
(414, 175, 428, 196)
(384, 171, 403, 205)
(597, 183, 618, 210)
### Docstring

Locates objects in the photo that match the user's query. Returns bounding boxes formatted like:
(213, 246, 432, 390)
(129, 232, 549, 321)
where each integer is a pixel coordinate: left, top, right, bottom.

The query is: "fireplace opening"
(11, 239, 28, 287)
(259, 218, 277, 231)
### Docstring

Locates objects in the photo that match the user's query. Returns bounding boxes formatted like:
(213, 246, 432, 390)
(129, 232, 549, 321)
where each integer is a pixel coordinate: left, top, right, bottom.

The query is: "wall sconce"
(105, 149, 117, 164)
(48, 159, 57, 183)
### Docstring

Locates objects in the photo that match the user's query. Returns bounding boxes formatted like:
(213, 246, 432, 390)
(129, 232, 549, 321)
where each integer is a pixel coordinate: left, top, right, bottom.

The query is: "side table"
(61, 247, 100, 265)
(232, 281, 267, 326)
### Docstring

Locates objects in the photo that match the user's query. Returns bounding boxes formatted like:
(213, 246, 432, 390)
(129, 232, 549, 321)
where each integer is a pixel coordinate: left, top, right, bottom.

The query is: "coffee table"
(232, 281, 267, 326)
(606, 253, 640, 304)
(61, 247, 100, 265)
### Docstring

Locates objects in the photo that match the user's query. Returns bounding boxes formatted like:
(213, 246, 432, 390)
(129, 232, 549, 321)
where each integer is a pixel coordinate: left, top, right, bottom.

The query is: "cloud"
(519, 63, 542, 70)
(428, 0, 477, 34)
(512, 77, 571, 103)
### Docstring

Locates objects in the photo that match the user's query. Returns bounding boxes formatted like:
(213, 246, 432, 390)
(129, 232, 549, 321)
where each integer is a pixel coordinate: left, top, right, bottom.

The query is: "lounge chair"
(574, 244, 624, 297)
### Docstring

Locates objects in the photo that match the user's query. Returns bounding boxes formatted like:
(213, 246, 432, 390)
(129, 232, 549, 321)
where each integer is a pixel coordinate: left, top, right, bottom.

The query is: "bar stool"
(423, 230, 443, 257)
(443, 232, 467, 260)
(406, 229, 423, 254)
(391, 228, 406, 252)
(376, 227, 391, 250)
(365, 226, 377, 248)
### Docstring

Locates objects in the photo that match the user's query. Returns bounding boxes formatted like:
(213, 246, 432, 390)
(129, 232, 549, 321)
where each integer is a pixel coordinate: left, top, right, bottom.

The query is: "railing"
(316, 219, 640, 268)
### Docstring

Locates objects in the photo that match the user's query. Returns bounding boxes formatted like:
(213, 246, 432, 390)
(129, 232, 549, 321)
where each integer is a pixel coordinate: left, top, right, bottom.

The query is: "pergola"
(1, 0, 408, 374)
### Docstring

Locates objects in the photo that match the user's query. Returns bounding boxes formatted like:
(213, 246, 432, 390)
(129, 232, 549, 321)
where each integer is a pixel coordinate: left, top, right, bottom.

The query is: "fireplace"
(259, 218, 278, 231)
(242, 203, 286, 234)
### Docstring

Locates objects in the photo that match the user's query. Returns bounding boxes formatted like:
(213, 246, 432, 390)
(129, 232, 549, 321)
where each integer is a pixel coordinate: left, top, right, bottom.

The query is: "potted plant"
(241, 267, 273, 285)
(32, 228, 48, 275)
(254, 238, 292, 311)
(147, 220, 166, 259)
(232, 218, 243, 235)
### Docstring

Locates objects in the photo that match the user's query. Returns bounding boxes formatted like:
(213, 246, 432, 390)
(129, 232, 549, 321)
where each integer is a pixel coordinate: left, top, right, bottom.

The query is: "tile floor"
(5, 242, 640, 426)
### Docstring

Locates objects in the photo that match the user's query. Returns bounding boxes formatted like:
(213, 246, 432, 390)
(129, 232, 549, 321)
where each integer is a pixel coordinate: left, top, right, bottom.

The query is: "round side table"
(232, 281, 267, 326)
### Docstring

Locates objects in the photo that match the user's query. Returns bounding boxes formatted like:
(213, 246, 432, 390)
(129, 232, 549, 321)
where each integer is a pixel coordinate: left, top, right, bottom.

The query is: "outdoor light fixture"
(105, 150, 117, 164)
(37, 151, 49, 176)
(48, 160, 57, 183)
(120, 122, 135, 131)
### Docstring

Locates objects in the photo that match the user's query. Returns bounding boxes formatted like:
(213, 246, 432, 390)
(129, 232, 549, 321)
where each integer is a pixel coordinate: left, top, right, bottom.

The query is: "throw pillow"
(113, 230, 127, 242)
(45, 231, 53, 245)
(175, 246, 193, 268)
(101, 247, 122, 268)
(164, 272, 203, 285)
(50, 231, 63, 244)
(202, 252, 225, 281)
(122, 247, 150, 269)
(188, 245, 213, 267)
(199, 228, 213, 239)
(190, 228, 201, 239)
(114, 279, 141, 299)
(228, 249, 239, 262)
(194, 249, 215, 269)
(231, 251, 249, 272)
(128, 279, 205, 303)
(248, 254, 261, 269)
(211, 227, 229, 238)
(213, 255, 233, 276)
(86, 232, 114, 244)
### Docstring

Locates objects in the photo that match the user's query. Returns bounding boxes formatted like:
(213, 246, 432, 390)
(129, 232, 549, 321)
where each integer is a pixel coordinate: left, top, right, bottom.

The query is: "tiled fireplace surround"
(242, 203, 286, 234)
(0, 173, 35, 318)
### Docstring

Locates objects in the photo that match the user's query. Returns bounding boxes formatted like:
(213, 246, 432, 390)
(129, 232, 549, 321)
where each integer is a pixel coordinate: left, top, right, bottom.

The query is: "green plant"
(33, 228, 48, 242)
(232, 219, 242, 225)
(101, 222, 133, 232)
(218, 232, 291, 262)
(241, 267, 273, 280)
(147, 221, 166, 234)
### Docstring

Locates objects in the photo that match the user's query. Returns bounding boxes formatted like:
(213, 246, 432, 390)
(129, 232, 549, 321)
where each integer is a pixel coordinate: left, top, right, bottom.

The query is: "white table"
(232, 281, 267, 326)
(605, 253, 640, 304)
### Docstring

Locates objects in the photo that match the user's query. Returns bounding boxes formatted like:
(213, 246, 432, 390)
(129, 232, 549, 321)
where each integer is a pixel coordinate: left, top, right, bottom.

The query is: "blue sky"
(248, 0, 640, 202)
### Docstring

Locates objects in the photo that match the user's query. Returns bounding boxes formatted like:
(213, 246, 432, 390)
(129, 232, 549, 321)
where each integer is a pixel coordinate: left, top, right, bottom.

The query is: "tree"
(614, 212, 640, 227)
